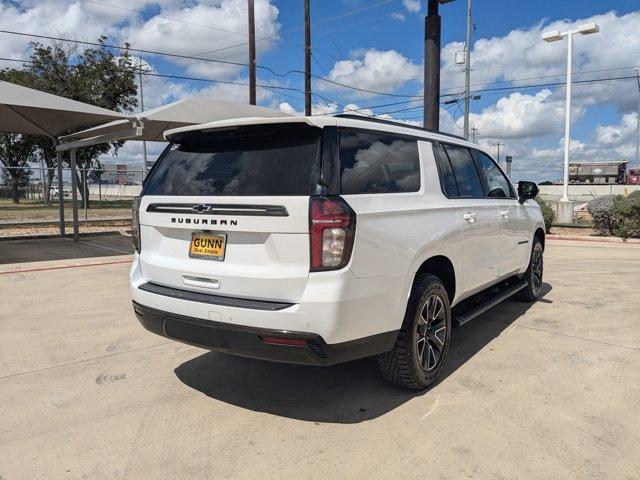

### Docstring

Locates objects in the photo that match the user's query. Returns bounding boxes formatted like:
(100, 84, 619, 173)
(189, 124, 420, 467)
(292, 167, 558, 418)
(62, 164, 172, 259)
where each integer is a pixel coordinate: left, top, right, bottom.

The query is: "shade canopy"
(62, 97, 292, 144)
(0, 81, 128, 138)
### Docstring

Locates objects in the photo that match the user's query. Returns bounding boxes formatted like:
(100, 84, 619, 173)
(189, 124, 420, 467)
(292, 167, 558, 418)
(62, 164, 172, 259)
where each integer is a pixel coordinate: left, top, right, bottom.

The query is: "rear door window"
(338, 129, 420, 194)
(442, 144, 484, 198)
(143, 124, 321, 196)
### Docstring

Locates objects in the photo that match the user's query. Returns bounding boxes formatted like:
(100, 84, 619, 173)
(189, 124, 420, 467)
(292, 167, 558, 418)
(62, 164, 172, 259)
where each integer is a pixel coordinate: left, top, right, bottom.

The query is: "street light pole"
(561, 31, 574, 203)
(635, 66, 640, 169)
(543, 22, 599, 223)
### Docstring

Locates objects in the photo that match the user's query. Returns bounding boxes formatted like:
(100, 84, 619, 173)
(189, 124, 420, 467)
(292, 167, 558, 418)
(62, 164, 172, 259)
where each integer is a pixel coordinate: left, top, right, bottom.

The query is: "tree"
(0, 37, 138, 206)
(0, 133, 37, 203)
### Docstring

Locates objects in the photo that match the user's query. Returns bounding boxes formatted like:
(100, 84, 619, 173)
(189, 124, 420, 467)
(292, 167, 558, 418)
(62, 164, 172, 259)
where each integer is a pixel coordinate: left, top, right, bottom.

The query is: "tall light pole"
(462, 0, 472, 139)
(543, 22, 599, 223)
(635, 66, 640, 169)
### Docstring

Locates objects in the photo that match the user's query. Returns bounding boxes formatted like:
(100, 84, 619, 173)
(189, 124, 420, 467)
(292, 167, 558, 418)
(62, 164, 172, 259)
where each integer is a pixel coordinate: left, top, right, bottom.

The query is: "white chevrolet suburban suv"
(130, 114, 545, 390)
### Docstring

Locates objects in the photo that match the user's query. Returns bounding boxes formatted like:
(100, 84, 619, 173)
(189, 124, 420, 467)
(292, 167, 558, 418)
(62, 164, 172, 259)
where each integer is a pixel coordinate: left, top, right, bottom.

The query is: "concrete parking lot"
(1, 233, 639, 479)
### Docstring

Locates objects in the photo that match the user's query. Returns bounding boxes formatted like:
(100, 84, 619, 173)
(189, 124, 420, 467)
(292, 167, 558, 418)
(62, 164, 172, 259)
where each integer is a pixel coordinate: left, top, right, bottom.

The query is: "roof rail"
(334, 114, 467, 141)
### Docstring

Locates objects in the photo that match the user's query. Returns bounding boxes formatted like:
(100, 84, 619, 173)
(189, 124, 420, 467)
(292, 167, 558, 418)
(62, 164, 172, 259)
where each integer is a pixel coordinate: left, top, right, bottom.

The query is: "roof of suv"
(164, 113, 476, 148)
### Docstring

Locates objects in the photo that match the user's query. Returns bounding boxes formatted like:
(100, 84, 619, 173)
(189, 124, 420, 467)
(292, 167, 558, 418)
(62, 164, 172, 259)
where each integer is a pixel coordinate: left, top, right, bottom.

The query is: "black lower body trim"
(132, 302, 397, 366)
(138, 282, 294, 311)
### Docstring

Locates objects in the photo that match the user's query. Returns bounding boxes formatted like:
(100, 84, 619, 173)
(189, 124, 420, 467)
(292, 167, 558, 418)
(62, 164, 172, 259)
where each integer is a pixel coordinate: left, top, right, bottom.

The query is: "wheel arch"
(414, 255, 456, 303)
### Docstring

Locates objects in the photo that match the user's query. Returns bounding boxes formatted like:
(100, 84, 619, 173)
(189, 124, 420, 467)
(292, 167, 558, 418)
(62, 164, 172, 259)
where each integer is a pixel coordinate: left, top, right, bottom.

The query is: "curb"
(0, 230, 130, 242)
(548, 234, 640, 244)
(0, 217, 130, 227)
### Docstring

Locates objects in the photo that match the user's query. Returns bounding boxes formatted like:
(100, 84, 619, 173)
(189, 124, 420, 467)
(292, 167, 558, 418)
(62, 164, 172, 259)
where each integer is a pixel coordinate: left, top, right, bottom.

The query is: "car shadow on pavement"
(0, 232, 132, 265)
(174, 282, 552, 424)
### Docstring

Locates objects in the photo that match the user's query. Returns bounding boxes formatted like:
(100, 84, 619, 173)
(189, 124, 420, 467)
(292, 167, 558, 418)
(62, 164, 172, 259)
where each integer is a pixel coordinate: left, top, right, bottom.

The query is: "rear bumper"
(133, 301, 396, 366)
(130, 253, 407, 345)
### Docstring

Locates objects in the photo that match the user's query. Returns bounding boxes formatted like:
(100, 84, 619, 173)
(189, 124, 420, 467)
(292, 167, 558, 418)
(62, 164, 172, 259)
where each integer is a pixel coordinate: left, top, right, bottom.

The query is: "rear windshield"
(144, 124, 321, 196)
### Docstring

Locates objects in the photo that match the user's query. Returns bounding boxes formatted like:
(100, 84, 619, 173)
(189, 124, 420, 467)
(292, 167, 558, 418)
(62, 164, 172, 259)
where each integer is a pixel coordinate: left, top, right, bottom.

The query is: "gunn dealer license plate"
(189, 232, 227, 261)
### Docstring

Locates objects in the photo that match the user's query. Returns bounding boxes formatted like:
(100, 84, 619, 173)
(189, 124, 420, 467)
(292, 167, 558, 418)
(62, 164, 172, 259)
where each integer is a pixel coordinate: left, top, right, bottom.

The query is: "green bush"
(587, 193, 640, 239)
(535, 196, 554, 233)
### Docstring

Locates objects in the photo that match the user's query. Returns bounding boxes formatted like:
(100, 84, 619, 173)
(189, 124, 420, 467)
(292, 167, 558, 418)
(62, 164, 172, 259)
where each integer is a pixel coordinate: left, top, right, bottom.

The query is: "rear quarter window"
(338, 129, 420, 194)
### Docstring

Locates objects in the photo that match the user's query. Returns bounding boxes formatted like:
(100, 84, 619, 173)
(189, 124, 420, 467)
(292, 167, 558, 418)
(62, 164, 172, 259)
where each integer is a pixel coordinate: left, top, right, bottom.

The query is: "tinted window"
(435, 144, 459, 197)
(443, 145, 484, 198)
(473, 151, 513, 198)
(144, 124, 320, 196)
(338, 129, 420, 194)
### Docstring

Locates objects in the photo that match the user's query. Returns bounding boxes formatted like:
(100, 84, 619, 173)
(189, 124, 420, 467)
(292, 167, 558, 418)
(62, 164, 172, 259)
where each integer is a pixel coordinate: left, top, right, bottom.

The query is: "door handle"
(463, 212, 476, 222)
(500, 210, 509, 218)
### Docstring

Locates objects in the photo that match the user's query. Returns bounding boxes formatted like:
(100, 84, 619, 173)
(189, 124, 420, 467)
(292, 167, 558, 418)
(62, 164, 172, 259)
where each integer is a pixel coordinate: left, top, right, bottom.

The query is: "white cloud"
(276, 102, 338, 116)
(441, 11, 640, 113)
(468, 89, 585, 139)
(391, 12, 406, 22)
(0, 0, 281, 81)
(320, 49, 421, 98)
(402, 0, 421, 14)
(125, 0, 280, 79)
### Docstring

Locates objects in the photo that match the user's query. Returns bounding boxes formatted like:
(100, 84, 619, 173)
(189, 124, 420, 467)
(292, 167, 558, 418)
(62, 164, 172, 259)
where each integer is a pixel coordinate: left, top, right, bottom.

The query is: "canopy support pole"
(56, 150, 65, 236)
(70, 148, 79, 241)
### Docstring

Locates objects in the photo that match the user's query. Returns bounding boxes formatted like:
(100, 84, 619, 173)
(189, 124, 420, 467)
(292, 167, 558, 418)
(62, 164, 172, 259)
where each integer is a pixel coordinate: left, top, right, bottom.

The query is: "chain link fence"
(0, 164, 143, 237)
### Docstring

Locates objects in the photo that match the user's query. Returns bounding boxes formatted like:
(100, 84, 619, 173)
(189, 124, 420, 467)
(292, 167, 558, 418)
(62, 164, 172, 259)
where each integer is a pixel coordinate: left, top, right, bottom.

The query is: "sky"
(1, 0, 639, 182)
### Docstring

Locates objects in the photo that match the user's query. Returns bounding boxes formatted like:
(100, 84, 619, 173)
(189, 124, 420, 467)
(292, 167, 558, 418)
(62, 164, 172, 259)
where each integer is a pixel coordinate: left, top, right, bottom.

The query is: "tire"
(377, 273, 451, 390)
(515, 237, 544, 302)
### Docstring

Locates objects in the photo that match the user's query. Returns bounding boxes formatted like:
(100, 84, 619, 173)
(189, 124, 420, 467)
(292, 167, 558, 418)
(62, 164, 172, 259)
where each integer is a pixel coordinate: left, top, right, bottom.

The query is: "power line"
(189, 0, 395, 58)
(0, 28, 424, 99)
(84, 0, 250, 36)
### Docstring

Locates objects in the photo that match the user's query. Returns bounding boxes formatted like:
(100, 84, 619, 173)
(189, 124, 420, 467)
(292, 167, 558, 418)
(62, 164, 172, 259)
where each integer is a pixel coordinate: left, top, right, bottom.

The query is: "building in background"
(102, 164, 144, 185)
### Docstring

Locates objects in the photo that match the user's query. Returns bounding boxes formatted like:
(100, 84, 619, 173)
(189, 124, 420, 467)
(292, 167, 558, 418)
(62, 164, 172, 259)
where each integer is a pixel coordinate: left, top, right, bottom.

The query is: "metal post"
(70, 148, 79, 241)
(39, 156, 46, 202)
(56, 151, 65, 236)
(561, 32, 574, 203)
(505, 155, 512, 178)
(82, 163, 88, 220)
(463, 0, 472, 139)
(304, 0, 312, 116)
(424, 0, 441, 130)
(635, 66, 640, 168)
(138, 65, 148, 176)
(248, 0, 257, 106)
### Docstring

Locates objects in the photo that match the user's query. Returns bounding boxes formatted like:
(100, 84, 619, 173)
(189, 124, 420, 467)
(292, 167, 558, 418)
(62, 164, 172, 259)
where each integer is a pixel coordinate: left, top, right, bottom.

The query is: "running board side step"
(453, 281, 527, 327)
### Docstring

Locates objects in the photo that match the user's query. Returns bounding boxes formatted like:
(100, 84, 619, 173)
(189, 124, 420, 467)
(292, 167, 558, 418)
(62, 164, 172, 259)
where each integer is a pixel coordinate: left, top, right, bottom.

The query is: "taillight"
(132, 197, 141, 253)
(309, 196, 356, 271)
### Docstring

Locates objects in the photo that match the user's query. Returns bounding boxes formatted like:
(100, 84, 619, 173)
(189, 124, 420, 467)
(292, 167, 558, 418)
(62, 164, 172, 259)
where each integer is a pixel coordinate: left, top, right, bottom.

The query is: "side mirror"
(518, 181, 539, 204)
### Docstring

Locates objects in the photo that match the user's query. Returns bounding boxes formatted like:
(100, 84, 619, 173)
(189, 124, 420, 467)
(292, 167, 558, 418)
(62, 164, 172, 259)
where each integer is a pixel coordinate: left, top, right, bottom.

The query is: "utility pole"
(304, 0, 312, 116)
(424, 0, 441, 130)
(470, 127, 478, 143)
(463, 0, 472, 139)
(138, 63, 148, 176)
(492, 141, 505, 163)
(248, 0, 256, 105)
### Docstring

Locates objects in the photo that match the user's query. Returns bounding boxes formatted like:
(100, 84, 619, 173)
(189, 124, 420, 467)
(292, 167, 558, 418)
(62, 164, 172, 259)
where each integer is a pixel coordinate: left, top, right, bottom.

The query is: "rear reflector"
(260, 336, 308, 347)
